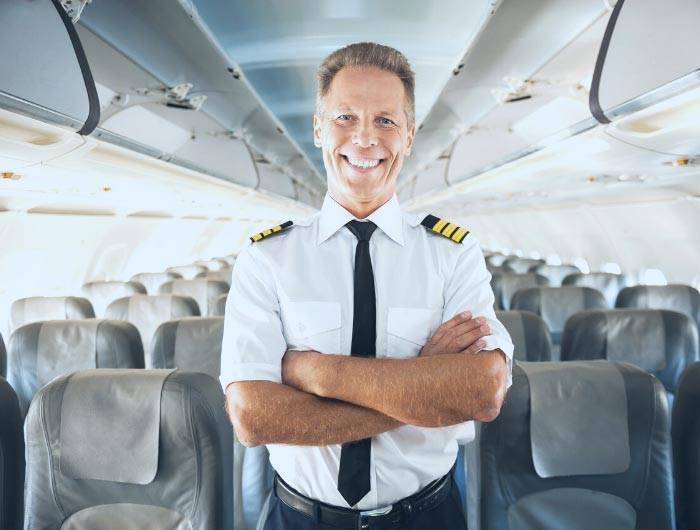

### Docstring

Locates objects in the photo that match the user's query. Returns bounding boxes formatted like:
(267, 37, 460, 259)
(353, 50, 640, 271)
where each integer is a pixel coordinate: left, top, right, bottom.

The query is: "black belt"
(274, 472, 453, 529)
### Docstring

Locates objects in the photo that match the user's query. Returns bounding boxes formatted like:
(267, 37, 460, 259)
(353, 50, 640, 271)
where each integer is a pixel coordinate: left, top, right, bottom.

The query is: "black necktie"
(337, 220, 377, 507)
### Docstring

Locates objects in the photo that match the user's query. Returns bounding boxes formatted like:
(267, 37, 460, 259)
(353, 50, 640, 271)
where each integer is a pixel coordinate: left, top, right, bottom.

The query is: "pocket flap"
(284, 301, 341, 337)
(387, 307, 442, 345)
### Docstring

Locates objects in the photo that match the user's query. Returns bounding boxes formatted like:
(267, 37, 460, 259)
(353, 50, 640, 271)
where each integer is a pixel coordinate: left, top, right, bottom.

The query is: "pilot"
(221, 42, 513, 530)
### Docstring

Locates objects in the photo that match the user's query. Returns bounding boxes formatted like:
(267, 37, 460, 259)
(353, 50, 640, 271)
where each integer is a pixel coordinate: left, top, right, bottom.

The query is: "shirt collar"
(317, 193, 405, 246)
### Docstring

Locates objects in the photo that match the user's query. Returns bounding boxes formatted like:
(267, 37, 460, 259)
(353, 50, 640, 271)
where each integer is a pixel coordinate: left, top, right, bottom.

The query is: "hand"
(420, 311, 490, 357)
(282, 349, 320, 392)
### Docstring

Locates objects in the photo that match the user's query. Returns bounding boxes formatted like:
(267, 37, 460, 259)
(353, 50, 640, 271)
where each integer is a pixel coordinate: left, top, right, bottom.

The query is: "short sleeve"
(219, 244, 288, 388)
(442, 235, 514, 389)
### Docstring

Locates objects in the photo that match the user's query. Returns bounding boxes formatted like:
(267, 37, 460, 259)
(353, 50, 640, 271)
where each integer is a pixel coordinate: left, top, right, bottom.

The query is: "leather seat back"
(159, 279, 230, 317)
(10, 296, 94, 333)
(471, 361, 674, 530)
(502, 257, 545, 274)
(531, 264, 580, 286)
(24, 369, 233, 530)
(491, 273, 549, 310)
(82, 281, 146, 317)
(511, 286, 607, 346)
(166, 264, 208, 280)
(105, 295, 199, 357)
(130, 272, 183, 294)
(7, 320, 144, 415)
(150, 317, 223, 377)
(563, 272, 626, 306)
(196, 268, 233, 286)
(214, 294, 228, 317)
(562, 309, 698, 395)
(0, 377, 24, 530)
(616, 285, 700, 329)
(0, 333, 6, 378)
(496, 310, 553, 362)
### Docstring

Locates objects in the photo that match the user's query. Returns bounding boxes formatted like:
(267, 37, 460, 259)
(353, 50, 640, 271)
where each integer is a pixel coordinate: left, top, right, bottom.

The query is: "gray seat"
(469, 361, 674, 530)
(196, 268, 233, 286)
(616, 285, 700, 330)
(105, 295, 200, 357)
(10, 296, 94, 333)
(149, 317, 224, 376)
(491, 272, 549, 310)
(24, 369, 232, 529)
(0, 377, 24, 530)
(531, 264, 581, 286)
(195, 258, 230, 271)
(159, 279, 230, 317)
(6, 320, 144, 416)
(485, 253, 510, 267)
(672, 362, 700, 530)
(0, 333, 6, 378)
(496, 311, 553, 362)
(511, 286, 607, 349)
(563, 272, 627, 307)
(166, 264, 209, 280)
(214, 293, 228, 317)
(82, 281, 146, 317)
(130, 272, 183, 294)
(562, 309, 698, 397)
(502, 257, 545, 274)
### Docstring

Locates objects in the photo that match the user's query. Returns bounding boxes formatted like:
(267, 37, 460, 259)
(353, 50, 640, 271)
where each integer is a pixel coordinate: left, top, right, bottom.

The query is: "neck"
(329, 191, 393, 219)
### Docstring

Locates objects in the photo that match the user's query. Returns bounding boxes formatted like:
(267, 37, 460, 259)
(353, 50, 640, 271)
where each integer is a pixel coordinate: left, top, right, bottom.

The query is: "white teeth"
(347, 157, 380, 169)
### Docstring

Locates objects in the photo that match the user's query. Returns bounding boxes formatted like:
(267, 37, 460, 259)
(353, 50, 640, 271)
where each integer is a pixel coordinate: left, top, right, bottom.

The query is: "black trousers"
(261, 477, 468, 530)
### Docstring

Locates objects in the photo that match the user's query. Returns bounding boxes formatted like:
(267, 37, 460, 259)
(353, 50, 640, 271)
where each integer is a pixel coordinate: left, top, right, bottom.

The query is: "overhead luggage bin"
(0, 376, 24, 530)
(82, 280, 146, 317)
(490, 272, 549, 311)
(10, 296, 94, 333)
(531, 264, 581, 287)
(166, 264, 209, 280)
(23, 369, 233, 530)
(7, 320, 144, 415)
(501, 257, 545, 274)
(130, 271, 183, 294)
(563, 272, 628, 307)
(159, 279, 230, 317)
(616, 285, 700, 330)
(470, 361, 674, 530)
(105, 294, 199, 357)
(496, 310, 553, 362)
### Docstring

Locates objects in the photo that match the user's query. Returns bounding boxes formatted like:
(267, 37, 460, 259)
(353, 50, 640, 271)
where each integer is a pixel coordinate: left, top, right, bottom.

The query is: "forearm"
(226, 380, 402, 447)
(288, 351, 507, 428)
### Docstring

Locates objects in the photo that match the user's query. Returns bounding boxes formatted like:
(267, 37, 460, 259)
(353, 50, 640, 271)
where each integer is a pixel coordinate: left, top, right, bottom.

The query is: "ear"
(405, 124, 416, 156)
(313, 114, 322, 148)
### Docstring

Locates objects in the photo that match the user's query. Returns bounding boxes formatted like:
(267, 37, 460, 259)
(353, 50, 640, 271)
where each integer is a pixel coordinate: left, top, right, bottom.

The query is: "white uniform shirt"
(220, 193, 514, 510)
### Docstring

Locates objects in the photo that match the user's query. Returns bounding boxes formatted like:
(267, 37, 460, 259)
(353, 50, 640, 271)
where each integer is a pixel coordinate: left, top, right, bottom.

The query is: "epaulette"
(420, 214, 469, 244)
(250, 221, 293, 243)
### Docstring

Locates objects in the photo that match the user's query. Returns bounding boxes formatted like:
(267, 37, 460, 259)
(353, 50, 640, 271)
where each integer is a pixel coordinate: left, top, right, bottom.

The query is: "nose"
(351, 118, 378, 148)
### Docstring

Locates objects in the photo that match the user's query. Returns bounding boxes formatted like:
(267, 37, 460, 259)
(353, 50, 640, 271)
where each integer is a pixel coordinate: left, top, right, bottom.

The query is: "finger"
(454, 326, 490, 351)
(432, 311, 472, 339)
(462, 339, 486, 355)
(449, 316, 489, 338)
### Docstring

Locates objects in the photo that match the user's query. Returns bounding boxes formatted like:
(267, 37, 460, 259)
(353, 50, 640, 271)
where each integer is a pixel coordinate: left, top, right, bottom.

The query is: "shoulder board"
(250, 220, 293, 243)
(420, 214, 469, 244)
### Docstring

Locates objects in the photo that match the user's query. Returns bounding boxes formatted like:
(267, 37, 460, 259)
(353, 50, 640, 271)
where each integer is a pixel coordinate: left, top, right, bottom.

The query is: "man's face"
(314, 66, 415, 207)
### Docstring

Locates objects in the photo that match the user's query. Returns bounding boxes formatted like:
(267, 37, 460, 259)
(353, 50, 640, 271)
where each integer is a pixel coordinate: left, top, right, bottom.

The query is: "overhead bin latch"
(60, 0, 92, 23)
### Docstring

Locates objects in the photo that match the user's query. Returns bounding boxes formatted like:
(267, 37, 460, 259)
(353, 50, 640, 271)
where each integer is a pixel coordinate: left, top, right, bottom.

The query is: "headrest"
(59, 369, 175, 484)
(616, 285, 700, 327)
(511, 286, 608, 335)
(485, 253, 508, 267)
(10, 296, 95, 332)
(166, 264, 208, 280)
(130, 272, 182, 294)
(159, 279, 229, 316)
(491, 273, 549, 310)
(496, 311, 552, 362)
(215, 293, 228, 317)
(531, 264, 580, 286)
(521, 361, 630, 478)
(502, 258, 545, 274)
(562, 309, 699, 392)
(150, 317, 224, 378)
(82, 281, 146, 316)
(563, 272, 626, 306)
(0, 377, 23, 530)
(195, 269, 233, 285)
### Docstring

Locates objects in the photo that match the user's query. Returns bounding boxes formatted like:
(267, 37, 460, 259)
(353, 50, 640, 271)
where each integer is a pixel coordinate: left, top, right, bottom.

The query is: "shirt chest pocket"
(281, 300, 342, 354)
(386, 307, 443, 358)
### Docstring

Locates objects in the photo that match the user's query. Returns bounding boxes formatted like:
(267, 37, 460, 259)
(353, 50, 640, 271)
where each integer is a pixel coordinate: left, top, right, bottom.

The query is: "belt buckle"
(358, 505, 392, 529)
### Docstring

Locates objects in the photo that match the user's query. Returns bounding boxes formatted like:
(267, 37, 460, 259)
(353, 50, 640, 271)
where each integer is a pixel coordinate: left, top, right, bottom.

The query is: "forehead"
(325, 66, 406, 114)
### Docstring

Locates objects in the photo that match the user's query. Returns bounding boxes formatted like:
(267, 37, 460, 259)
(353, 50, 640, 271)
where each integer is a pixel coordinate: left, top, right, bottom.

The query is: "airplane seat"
(166, 264, 209, 280)
(561, 309, 698, 401)
(490, 273, 549, 311)
(510, 286, 608, 349)
(23, 369, 232, 530)
(130, 271, 183, 294)
(214, 293, 228, 317)
(0, 333, 6, 378)
(105, 294, 200, 358)
(501, 257, 545, 274)
(530, 264, 580, 286)
(0, 376, 24, 530)
(6, 320, 144, 416)
(672, 362, 700, 530)
(82, 281, 147, 317)
(496, 310, 553, 361)
(159, 279, 230, 317)
(9, 296, 95, 333)
(485, 253, 509, 267)
(149, 317, 224, 375)
(562, 272, 627, 307)
(615, 285, 700, 330)
(470, 361, 674, 530)
(196, 268, 233, 286)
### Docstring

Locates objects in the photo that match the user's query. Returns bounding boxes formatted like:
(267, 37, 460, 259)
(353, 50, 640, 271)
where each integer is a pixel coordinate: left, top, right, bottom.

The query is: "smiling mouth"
(341, 155, 385, 171)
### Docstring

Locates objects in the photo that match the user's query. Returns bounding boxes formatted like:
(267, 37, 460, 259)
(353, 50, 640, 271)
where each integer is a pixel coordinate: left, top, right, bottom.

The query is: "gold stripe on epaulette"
(420, 214, 469, 244)
(250, 221, 293, 243)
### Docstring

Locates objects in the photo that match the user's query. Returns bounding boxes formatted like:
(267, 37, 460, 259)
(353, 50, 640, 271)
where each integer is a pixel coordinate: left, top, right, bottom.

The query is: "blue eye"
(377, 117, 396, 126)
(336, 114, 352, 121)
